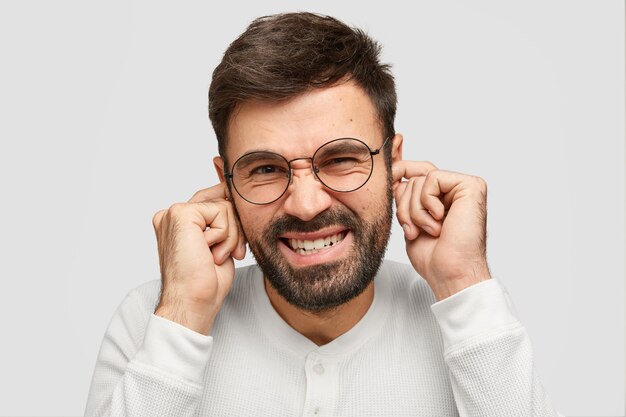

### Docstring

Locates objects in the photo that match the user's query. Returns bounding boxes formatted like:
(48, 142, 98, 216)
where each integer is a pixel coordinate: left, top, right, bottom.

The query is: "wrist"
(430, 279, 519, 351)
(135, 314, 213, 384)
(430, 263, 492, 301)
(155, 299, 219, 336)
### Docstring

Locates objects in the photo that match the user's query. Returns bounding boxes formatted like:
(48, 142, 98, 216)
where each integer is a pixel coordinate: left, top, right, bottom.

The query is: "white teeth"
(287, 232, 346, 255)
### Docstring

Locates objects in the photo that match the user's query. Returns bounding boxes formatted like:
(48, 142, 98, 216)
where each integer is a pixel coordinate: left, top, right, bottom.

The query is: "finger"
(408, 178, 442, 236)
(158, 202, 230, 259)
(232, 215, 247, 261)
(188, 183, 229, 203)
(181, 201, 230, 247)
(152, 209, 168, 272)
(192, 184, 247, 261)
(152, 209, 167, 232)
(227, 201, 247, 260)
(395, 177, 419, 240)
(394, 179, 408, 198)
(209, 201, 242, 264)
(417, 171, 449, 221)
(392, 160, 438, 183)
(421, 171, 486, 219)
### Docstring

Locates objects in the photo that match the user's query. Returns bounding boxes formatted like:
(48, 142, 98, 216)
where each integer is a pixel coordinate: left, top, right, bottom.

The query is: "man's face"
(217, 81, 399, 312)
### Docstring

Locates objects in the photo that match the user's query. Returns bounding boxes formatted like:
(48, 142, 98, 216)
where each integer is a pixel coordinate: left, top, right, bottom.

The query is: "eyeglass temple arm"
(370, 135, 393, 156)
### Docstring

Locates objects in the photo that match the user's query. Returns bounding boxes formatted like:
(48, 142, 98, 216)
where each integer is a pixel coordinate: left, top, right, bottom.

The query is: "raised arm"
(84, 183, 246, 416)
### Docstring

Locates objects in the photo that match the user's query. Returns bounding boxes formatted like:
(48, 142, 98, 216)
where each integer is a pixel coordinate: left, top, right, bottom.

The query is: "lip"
(278, 229, 352, 267)
(278, 226, 348, 241)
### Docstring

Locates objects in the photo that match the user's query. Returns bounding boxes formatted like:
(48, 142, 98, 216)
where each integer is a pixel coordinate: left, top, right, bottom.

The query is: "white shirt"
(85, 260, 562, 416)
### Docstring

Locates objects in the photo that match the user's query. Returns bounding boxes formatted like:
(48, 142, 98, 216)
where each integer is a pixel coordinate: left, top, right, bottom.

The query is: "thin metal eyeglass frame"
(224, 135, 393, 205)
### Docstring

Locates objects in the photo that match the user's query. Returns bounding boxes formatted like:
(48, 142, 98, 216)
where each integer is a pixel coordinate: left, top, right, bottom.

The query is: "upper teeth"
(288, 232, 345, 251)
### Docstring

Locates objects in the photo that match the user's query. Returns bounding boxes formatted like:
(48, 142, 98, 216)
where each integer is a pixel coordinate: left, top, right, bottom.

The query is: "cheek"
(355, 174, 390, 213)
(339, 187, 384, 219)
(235, 203, 275, 237)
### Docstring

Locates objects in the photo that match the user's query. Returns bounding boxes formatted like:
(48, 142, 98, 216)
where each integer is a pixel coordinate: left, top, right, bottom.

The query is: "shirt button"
(313, 363, 325, 375)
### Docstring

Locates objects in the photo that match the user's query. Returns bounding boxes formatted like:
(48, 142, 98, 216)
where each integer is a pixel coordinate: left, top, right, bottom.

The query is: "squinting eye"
(318, 156, 360, 169)
(327, 157, 358, 165)
(250, 165, 286, 176)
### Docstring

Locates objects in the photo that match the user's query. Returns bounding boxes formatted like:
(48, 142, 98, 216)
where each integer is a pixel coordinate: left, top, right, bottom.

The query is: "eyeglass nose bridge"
(285, 156, 321, 185)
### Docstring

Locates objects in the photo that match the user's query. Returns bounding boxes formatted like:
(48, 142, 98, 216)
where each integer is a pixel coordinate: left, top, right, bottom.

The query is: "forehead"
(226, 81, 382, 159)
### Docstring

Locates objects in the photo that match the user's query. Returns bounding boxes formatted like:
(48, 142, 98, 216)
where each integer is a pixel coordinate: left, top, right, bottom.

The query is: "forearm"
(431, 280, 562, 417)
(100, 359, 204, 417)
(85, 295, 212, 417)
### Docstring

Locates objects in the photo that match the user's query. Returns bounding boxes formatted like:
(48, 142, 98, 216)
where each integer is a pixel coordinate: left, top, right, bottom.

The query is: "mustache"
(267, 208, 360, 238)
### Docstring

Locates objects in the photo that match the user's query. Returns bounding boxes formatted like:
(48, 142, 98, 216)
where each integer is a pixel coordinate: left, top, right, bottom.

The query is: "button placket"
(302, 354, 338, 417)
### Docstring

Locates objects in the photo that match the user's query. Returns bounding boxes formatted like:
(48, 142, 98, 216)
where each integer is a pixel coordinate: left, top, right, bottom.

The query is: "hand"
(393, 161, 491, 301)
(152, 183, 246, 335)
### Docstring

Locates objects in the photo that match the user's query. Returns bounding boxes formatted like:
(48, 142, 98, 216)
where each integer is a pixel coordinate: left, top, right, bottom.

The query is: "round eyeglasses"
(224, 136, 392, 205)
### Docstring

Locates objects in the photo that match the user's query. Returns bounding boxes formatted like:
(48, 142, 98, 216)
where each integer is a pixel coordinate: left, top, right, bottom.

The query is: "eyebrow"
(239, 147, 276, 154)
(316, 140, 366, 158)
(233, 137, 370, 165)
(235, 151, 286, 169)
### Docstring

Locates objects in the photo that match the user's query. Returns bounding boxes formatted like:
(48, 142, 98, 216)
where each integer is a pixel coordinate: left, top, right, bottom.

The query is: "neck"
(263, 278, 375, 346)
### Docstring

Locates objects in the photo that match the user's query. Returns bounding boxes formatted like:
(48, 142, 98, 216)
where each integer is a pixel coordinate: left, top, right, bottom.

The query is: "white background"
(0, 1, 623, 416)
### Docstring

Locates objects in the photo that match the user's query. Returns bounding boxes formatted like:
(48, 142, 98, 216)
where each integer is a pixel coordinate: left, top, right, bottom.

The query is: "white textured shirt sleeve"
(431, 279, 563, 417)
(84, 291, 212, 417)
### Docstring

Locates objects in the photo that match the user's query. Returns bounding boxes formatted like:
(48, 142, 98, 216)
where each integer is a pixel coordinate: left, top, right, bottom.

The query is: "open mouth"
(280, 231, 347, 256)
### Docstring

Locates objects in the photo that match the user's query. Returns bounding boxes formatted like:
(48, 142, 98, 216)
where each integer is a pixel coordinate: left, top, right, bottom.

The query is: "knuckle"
(211, 201, 231, 220)
(474, 175, 487, 186)
(219, 199, 232, 212)
(424, 169, 437, 181)
(152, 210, 165, 228)
(423, 161, 437, 171)
(204, 199, 225, 210)
(409, 176, 422, 187)
(473, 176, 488, 194)
(409, 208, 429, 224)
(213, 225, 229, 239)
(168, 202, 187, 215)
(395, 206, 409, 221)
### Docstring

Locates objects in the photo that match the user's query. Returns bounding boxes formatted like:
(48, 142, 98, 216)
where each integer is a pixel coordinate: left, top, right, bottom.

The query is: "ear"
(213, 156, 227, 183)
(391, 133, 403, 162)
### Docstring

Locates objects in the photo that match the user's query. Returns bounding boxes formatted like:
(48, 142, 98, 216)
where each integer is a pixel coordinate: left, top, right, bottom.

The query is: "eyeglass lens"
(231, 138, 374, 204)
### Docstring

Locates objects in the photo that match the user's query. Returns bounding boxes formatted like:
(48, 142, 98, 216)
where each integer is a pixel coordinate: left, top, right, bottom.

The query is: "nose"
(282, 166, 332, 221)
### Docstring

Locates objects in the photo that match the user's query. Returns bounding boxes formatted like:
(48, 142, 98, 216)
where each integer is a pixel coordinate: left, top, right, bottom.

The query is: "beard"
(242, 186, 393, 313)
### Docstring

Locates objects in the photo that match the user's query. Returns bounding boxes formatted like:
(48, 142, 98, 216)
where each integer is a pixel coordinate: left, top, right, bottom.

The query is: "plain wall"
(0, 1, 623, 416)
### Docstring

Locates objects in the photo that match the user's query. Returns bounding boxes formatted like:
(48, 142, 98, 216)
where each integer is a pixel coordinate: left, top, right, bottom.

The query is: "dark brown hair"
(208, 12, 397, 167)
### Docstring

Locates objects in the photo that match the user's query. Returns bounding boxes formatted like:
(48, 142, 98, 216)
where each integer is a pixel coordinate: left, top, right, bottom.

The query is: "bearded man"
(85, 12, 562, 417)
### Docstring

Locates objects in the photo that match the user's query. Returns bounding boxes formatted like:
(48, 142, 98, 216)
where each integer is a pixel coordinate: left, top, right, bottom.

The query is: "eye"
(317, 155, 361, 170)
(251, 165, 282, 175)
(326, 157, 359, 166)
(247, 163, 288, 180)
(233, 151, 289, 188)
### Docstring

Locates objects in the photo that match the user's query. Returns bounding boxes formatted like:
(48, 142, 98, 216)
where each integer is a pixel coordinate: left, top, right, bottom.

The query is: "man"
(85, 12, 562, 416)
